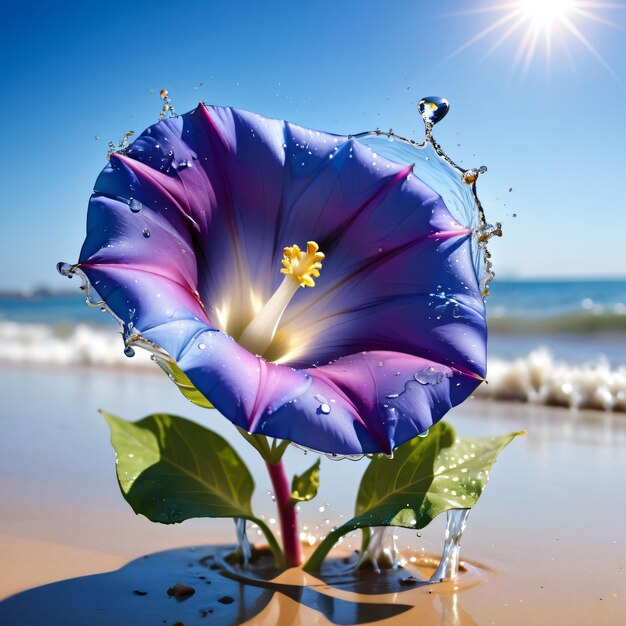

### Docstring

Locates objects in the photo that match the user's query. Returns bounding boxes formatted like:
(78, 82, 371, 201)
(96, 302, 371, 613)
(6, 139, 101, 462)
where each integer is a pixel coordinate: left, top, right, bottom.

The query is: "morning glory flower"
(62, 104, 486, 455)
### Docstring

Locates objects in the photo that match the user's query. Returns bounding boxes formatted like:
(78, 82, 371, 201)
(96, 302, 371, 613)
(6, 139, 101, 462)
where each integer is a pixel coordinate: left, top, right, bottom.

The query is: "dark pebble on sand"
(167, 583, 195, 599)
(133, 589, 148, 596)
(218, 596, 235, 605)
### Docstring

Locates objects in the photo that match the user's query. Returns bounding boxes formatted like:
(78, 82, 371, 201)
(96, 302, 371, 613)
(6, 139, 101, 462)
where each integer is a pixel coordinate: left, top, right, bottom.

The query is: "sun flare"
(449, 0, 623, 76)
(522, 0, 575, 29)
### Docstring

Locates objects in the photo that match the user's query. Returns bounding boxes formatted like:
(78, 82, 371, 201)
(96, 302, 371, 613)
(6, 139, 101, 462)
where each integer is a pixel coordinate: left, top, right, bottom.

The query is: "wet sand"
(1, 366, 625, 624)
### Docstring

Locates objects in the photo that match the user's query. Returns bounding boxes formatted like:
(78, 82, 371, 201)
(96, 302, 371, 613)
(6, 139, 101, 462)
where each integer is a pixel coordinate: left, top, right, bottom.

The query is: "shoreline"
(2, 350, 626, 416)
(1, 368, 625, 623)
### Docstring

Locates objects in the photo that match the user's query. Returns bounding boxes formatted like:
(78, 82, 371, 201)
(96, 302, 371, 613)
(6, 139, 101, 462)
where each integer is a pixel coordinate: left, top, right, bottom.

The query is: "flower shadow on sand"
(0, 545, 477, 625)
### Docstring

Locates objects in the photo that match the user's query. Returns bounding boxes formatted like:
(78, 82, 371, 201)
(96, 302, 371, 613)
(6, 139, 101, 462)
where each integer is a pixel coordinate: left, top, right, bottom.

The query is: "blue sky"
(1, 0, 625, 291)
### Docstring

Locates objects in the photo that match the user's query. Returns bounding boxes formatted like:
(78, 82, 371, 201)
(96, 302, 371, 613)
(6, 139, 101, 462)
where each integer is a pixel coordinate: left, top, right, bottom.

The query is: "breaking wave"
(0, 321, 152, 369)
(2, 322, 626, 414)
(478, 348, 626, 413)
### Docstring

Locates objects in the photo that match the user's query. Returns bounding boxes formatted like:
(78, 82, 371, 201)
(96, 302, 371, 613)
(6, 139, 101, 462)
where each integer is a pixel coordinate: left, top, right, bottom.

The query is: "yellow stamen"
(238, 241, 324, 357)
(280, 241, 325, 288)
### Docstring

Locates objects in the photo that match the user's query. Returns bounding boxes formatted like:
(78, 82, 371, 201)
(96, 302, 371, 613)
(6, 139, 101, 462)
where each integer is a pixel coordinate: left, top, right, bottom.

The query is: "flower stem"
(266, 460, 302, 567)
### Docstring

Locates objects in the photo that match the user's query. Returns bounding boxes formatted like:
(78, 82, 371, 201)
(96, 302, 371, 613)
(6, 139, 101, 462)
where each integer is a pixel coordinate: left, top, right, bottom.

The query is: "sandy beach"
(1, 365, 624, 624)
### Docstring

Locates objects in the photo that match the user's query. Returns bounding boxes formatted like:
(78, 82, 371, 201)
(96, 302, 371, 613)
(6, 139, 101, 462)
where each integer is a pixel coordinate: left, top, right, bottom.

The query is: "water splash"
(356, 527, 399, 574)
(55, 262, 168, 362)
(159, 89, 176, 121)
(430, 508, 470, 582)
(352, 97, 501, 297)
(234, 518, 252, 567)
(107, 130, 135, 160)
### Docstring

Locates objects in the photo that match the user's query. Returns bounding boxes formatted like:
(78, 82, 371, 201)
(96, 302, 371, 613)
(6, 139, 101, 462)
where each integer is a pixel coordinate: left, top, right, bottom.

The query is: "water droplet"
(462, 170, 478, 185)
(417, 96, 449, 126)
(414, 367, 450, 385)
(128, 198, 142, 213)
(56, 262, 73, 277)
(142, 228, 151, 238)
(198, 343, 206, 350)
(314, 393, 331, 415)
(124, 346, 135, 358)
(418, 428, 430, 438)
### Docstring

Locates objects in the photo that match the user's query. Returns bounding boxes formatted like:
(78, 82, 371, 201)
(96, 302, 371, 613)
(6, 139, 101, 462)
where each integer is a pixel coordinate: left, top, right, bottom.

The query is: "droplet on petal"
(414, 367, 449, 385)
(314, 394, 331, 414)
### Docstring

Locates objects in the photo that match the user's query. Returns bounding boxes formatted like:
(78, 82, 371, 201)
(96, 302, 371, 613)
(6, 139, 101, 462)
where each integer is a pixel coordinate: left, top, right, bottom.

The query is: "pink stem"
(266, 460, 302, 567)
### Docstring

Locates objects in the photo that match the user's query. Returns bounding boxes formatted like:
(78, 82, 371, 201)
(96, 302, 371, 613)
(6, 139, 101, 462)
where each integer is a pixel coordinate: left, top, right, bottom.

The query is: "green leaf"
(291, 458, 321, 503)
(304, 422, 522, 571)
(154, 358, 214, 409)
(101, 411, 284, 566)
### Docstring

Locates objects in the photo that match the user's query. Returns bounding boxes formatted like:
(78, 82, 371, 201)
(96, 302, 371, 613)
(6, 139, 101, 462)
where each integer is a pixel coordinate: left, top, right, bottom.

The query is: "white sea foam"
(2, 322, 626, 413)
(0, 321, 152, 368)
(478, 348, 626, 412)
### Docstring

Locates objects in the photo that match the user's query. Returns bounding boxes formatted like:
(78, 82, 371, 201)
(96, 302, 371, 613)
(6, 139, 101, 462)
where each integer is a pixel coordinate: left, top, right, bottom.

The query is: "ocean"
(2, 279, 626, 412)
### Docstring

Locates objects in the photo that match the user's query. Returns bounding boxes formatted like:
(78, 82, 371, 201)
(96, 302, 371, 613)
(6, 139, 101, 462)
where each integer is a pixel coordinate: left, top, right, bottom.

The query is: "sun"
(448, 0, 623, 76)
(522, 0, 575, 28)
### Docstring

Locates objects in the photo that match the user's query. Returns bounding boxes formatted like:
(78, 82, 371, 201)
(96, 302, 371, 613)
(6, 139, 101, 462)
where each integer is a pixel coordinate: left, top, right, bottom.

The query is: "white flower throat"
(238, 241, 324, 357)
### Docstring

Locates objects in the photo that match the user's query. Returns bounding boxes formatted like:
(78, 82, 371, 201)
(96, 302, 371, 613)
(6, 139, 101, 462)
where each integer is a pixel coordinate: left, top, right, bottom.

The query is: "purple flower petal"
(70, 104, 487, 454)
